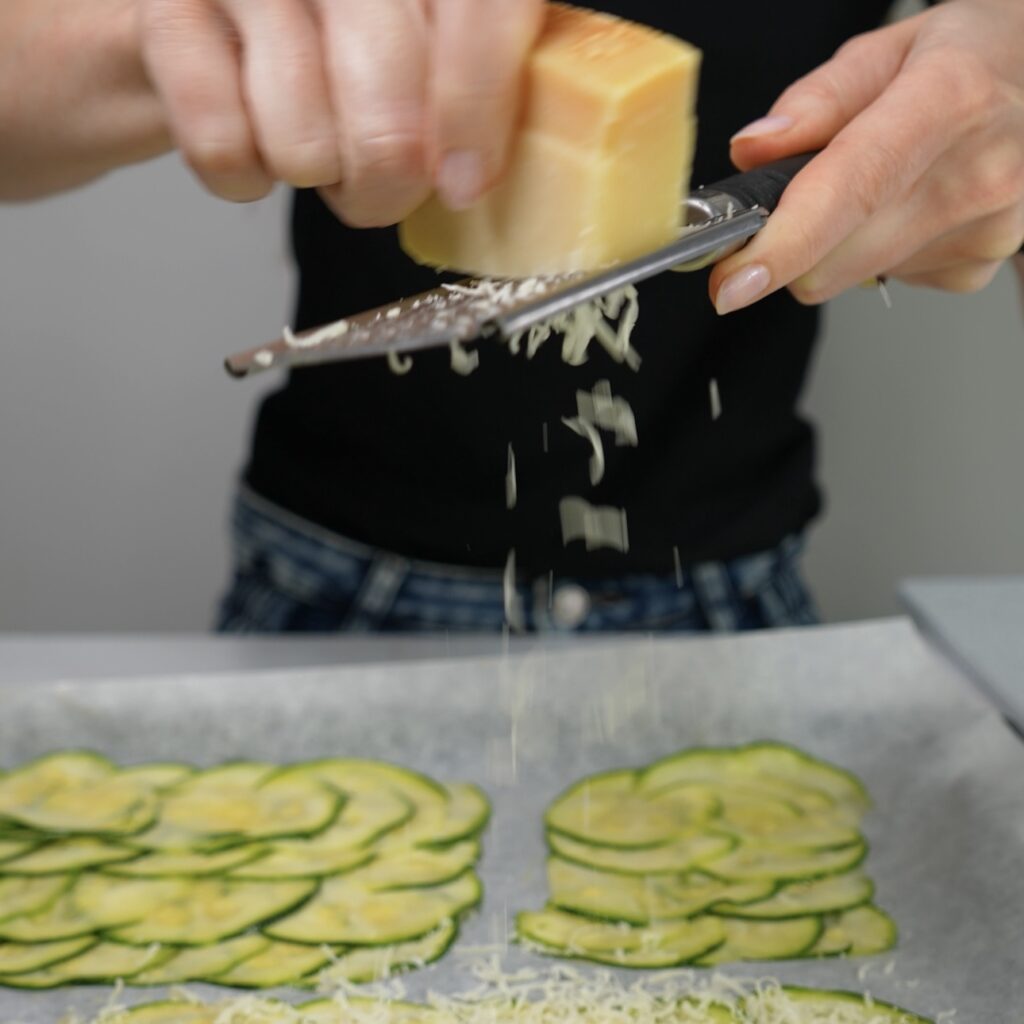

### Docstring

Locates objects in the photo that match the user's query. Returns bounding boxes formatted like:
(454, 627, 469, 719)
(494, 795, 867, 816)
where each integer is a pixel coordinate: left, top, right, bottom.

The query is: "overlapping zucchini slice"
(519, 742, 895, 968)
(0, 753, 488, 989)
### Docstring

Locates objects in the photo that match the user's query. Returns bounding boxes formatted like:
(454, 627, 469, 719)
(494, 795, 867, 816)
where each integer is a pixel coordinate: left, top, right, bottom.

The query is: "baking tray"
(0, 619, 1021, 1023)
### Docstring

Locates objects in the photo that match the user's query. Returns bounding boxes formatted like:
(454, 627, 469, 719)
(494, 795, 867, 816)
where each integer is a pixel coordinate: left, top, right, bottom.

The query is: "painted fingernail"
(715, 264, 771, 315)
(731, 115, 794, 142)
(437, 150, 486, 211)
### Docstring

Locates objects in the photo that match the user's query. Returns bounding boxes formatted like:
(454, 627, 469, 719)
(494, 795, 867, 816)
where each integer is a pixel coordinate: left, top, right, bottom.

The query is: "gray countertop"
(900, 576, 1024, 733)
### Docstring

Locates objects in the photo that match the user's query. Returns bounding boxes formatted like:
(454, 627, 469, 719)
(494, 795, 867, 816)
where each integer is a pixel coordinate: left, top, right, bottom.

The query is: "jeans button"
(552, 584, 591, 629)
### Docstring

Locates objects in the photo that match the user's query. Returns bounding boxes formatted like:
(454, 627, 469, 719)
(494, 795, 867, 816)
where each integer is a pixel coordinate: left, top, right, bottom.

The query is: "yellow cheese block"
(400, 3, 701, 278)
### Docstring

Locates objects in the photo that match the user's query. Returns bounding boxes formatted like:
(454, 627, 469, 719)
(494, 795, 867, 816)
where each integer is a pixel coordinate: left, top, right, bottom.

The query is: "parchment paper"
(0, 619, 1021, 1023)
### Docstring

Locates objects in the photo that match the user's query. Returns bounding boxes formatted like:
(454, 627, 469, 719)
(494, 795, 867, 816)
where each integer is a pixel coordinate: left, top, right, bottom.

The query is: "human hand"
(140, 0, 543, 226)
(710, 0, 1024, 315)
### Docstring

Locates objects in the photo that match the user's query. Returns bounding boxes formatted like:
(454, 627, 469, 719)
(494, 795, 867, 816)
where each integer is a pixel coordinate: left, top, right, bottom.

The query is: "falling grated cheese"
(709, 378, 722, 421)
(450, 342, 481, 376)
(561, 417, 606, 486)
(559, 497, 629, 553)
(388, 351, 414, 376)
(253, 350, 274, 368)
(506, 445, 518, 510)
(673, 545, 683, 588)
(576, 380, 639, 447)
(503, 549, 525, 632)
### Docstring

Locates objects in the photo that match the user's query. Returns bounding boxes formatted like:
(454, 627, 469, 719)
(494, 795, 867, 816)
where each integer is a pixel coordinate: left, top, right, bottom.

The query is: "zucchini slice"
(547, 858, 773, 925)
(702, 840, 867, 882)
(118, 763, 194, 791)
(376, 784, 491, 850)
(711, 872, 873, 920)
(0, 875, 72, 923)
(744, 986, 931, 1023)
(266, 870, 481, 945)
(0, 754, 157, 837)
(104, 1003, 220, 1024)
(548, 829, 735, 875)
(0, 941, 174, 987)
(130, 934, 270, 985)
(733, 743, 870, 812)
(313, 919, 457, 984)
(210, 939, 333, 988)
(694, 915, 823, 965)
(0, 936, 95, 975)
(517, 907, 725, 968)
(825, 904, 898, 956)
(105, 878, 316, 946)
(717, 816, 862, 852)
(72, 875, 193, 927)
(0, 840, 39, 865)
(227, 843, 373, 881)
(547, 771, 718, 849)
(0, 885, 142, 942)
(1, 837, 140, 874)
(157, 767, 340, 841)
(346, 840, 480, 891)
(808, 920, 854, 957)
(104, 845, 267, 878)
(298, 759, 448, 808)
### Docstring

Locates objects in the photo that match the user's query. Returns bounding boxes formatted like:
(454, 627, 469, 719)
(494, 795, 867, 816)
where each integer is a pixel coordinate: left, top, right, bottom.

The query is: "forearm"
(0, 0, 170, 200)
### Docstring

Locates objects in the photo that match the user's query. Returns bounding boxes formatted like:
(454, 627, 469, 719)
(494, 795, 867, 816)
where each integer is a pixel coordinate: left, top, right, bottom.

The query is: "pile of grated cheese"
(81, 956, 933, 1024)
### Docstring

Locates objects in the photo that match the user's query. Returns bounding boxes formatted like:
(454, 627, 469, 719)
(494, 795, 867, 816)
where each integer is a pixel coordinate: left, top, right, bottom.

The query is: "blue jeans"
(217, 487, 819, 634)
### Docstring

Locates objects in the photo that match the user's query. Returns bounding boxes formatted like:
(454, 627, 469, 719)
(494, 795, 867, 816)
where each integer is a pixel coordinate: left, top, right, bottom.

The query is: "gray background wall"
(2, 0, 1023, 631)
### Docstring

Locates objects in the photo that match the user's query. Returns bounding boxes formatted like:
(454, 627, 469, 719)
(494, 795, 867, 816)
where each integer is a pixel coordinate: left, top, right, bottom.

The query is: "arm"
(0, 0, 170, 199)
(708, 0, 1024, 313)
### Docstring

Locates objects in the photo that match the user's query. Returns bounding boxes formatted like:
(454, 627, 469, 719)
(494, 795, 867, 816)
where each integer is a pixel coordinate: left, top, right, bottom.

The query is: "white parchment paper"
(0, 619, 1021, 1023)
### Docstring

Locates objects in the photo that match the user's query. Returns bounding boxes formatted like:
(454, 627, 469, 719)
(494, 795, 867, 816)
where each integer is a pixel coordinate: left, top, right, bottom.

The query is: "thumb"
(729, 17, 918, 172)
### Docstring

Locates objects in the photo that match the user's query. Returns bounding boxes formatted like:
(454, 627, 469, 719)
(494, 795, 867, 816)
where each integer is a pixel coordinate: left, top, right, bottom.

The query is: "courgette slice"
(312, 919, 457, 984)
(1, 837, 140, 874)
(0, 936, 96, 975)
(516, 907, 725, 967)
(717, 816, 862, 852)
(548, 829, 735, 875)
(297, 759, 448, 808)
(711, 872, 873, 920)
(547, 772, 718, 849)
(0, 757, 157, 836)
(0, 886, 142, 942)
(744, 986, 931, 1023)
(105, 878, 317, 946)
(104, 845, 267, 878)
(158, 768, 340, 841)
(0, 941, 174, 987)
(227, 843, 373, 881)
(266, 870, 480, 945)
(0, 875, 72, 923)
(376, 784, 490, 850)
(210, 939, 333, 988)
(347, 840, 480, 891)
(72, 875, 193, 927)
(693, 915, 823, 965)
(807, 920, 853, 957)
(130, 934, 270, 985)
(0, 840, 39, 865)
(825, 904, 897, 956)
(702, 840, 867, 882)
(119, 764, 194, 791)
(547, 858, 773, 925)
(104, 1002, 220, 1024)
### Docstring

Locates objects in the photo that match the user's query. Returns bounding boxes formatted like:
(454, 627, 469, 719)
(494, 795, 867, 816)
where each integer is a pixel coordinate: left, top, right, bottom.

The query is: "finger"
(711, 48, 977, 314)
(897, 260, 1004, 294)
(316, 0, 432, 228)
(140, 0, 272, 201)
(220, 0, 342, 188)
(430, 0, 544, 209)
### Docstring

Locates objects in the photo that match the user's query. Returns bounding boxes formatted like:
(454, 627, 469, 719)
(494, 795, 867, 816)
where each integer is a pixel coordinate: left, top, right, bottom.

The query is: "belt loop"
(344, 554, 409, 631)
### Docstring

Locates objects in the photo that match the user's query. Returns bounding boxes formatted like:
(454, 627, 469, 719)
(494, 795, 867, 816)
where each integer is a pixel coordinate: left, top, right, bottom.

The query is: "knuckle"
(264, 138, 341, 189)
(788, 275, 829, 307)
(972, 142, 1024, 214)
(183, 133, 256, 180)
(347, 129, 426, 186)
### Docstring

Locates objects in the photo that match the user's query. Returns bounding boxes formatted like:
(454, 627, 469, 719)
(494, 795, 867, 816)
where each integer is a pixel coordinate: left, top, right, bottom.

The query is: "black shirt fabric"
(245, 0, 894, 578)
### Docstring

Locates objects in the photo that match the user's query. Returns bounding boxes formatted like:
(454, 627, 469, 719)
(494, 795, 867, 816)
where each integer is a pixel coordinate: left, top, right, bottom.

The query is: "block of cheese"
(399, 3, 701, 279)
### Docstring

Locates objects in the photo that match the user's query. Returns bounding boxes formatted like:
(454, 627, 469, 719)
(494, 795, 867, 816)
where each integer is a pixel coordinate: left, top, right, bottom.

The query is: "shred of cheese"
(561, 417, 605, 486)
(450, 342, 480, 376)
(709, 378, 722, 421)
(388, 351, 414, 376)
(506, 445, 518, 510)
(284, 319, 350, 350)
(559, 497, 629, 553)
(576, 380, 639, 447)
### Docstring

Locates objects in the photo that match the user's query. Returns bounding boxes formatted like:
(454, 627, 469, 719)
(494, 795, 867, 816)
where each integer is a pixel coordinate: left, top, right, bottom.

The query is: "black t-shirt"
(245, 0, 894, 577)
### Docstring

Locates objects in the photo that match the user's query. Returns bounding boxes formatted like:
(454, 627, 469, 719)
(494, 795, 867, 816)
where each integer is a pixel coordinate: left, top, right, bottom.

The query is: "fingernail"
(715, 264, 771, 315)
(731, 115, 794, 142)
(437, 150, 486, 211)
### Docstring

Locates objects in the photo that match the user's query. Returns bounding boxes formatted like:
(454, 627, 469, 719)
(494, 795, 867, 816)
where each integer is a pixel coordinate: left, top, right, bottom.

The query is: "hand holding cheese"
(400, 5, 701, 278)
(140, 0, 544, 227)
(713, 0, 1024, 312)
